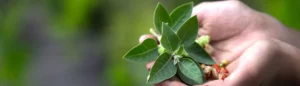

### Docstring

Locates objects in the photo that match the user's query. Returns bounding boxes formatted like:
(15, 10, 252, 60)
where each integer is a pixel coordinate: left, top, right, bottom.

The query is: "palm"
(195, 1, 269, 69)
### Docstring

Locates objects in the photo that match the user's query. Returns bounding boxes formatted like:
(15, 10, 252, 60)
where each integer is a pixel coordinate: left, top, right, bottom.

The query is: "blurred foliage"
(0, 1, 30, 86)
(243, 0, 300, 30)
(0, 0, 300, 86)
(262, 0, 300, 30)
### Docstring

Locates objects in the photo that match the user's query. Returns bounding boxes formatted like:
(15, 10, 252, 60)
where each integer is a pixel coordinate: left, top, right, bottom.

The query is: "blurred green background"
(0, 0, 299, 86)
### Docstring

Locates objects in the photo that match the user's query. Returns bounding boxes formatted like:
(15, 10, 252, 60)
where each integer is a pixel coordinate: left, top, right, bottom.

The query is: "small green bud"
(195, 35, 210, 47)
(158, 45, 165, 55)
(173, 55, 182, 65)
(181, 49, 188, 56)
(219, 63, 225, 68)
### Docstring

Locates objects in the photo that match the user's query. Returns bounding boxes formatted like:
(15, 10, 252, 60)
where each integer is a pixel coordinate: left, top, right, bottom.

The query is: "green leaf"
(161, 23, 181, 52)
(170, 2, 193, 32)
(123, 38, 159, 63)
(147, 53, 177, 83)
(185, 42, 215, 65)
(176, 46, 187, 56)
(177, 16, 199, 46)
(154, 3, 172, 34)
(176, 46, 184, 55)
(178, 68, 201, 85)
(178, 58, 205, 85)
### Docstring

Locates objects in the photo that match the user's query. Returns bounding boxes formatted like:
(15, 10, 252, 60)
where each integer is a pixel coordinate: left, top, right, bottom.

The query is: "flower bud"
(158, 45, 165, 55)
(200, 64, 206, 69)
(204, 66, 213, 78)
(212, 68, 219, 79)
(221, 60, 229, 66)
(195, 35, 210, 47)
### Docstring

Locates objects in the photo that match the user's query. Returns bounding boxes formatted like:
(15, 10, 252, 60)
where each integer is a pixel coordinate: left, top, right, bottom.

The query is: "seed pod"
(204, 66, 213, 79)
(139, 34, 158, 44)
(213, 64, 221, 73)
(218, 73, 223, 80)
(220, 60, 229, 67)
(200, 64, 206, 69)
(204, 44, 214, 55)
(219, 63, 225, 68)
(219, 73, 229, 80)
(220, 68, 229, 74)
(215, 67, 229, 80)
(204, 66, 213, 73)
(212, 68, 219, 79)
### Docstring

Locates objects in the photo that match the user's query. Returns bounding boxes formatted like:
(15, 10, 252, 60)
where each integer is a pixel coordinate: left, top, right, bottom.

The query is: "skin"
(142, 0, 300, 86)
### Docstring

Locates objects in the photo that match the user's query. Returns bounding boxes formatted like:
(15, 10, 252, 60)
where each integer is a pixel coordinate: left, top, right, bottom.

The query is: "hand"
(143, 0, 300, 86)
(203, 39, 300, 86)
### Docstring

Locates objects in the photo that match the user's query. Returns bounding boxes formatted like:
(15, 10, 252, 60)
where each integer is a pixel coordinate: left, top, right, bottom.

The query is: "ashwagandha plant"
(123, 2, 215, 85)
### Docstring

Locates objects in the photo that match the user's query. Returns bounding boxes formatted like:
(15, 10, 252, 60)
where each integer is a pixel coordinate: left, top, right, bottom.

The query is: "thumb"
(210, 39, 280, 86)
(205, 39, 300, 86)
(192, 0, 251, 41)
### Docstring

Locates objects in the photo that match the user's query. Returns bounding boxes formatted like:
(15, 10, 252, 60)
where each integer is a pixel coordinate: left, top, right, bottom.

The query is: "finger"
(192, 2, 207, 28)
(167, 77, 186, 86)
(154, 77, 186, 86)
(193, 1, 227, 38)
(168, 81, 187, 86)
(154, 80, 171, 86)
(209, 39, 300, 86)
(202, 80, 225, 86)
(192, 1, 215, 37)
(155, 79, 186, 86)
(146, 61, 155, 71)
(192, 0, 247, 41)
(225, 57, 239, 73)
(155, 81, 186, 86)
(202, 40, 277, 86)
(224, 40, 281, 86)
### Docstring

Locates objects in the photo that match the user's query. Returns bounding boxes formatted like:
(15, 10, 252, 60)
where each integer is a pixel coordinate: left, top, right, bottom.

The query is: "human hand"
(143, 0, 300, 86)
(145, 39, 300, 86)
(202, 38, 300, 86)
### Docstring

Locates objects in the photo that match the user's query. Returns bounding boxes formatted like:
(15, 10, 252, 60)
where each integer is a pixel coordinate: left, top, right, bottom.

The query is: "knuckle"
(255, 39, 277, 49)
(253, 39, 279, 55)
